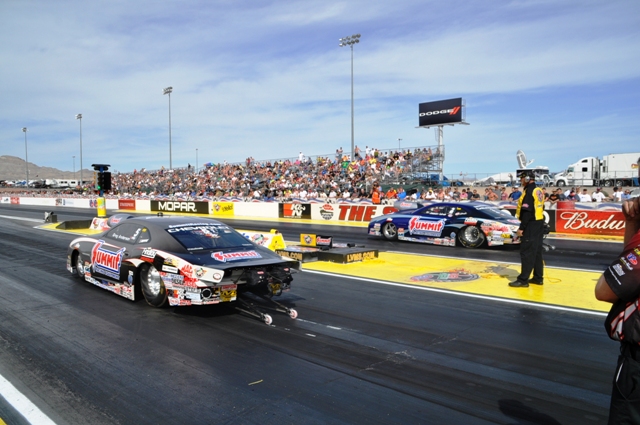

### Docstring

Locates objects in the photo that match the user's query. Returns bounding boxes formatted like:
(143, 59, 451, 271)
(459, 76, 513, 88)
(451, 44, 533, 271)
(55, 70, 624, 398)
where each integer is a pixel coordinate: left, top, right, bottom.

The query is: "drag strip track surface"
(0, 208, 619, 424)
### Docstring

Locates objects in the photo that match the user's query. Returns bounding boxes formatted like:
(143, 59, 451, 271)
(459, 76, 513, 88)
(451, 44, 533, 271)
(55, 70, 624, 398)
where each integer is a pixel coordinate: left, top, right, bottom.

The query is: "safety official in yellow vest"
(509, 169, 545, 288)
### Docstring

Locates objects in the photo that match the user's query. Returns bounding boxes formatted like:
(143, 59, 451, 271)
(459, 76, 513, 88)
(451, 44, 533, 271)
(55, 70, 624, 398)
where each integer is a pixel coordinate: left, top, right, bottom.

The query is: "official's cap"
(516, 169, 534, 179)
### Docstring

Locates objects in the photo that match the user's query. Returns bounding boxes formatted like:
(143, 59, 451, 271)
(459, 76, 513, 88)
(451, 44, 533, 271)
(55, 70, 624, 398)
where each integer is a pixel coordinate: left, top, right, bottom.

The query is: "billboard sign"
(418, 98, 463, 127)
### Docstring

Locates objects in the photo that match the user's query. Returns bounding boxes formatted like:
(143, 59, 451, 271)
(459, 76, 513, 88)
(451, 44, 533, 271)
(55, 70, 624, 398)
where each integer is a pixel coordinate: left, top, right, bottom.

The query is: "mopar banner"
(212, 202, 234, 216)
(279, 203, 311, 219)
(418, 98, 463, 127)
(151, 200, 209, 214)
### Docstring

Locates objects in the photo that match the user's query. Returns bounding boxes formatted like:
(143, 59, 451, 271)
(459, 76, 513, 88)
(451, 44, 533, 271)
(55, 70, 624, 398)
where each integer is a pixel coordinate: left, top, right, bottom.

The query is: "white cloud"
(0, 0, 639, 177)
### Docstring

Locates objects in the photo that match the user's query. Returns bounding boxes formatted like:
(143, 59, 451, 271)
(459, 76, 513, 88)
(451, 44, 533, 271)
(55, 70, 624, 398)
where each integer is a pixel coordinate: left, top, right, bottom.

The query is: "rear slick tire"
(457, 226, 486, 249)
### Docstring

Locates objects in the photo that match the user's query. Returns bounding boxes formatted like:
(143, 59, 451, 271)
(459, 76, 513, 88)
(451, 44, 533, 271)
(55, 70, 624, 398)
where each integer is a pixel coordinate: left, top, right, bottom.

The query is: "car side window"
(453, 207, 468, 217)
(424, 206, 449, 216)
(105, 223, 148, 244)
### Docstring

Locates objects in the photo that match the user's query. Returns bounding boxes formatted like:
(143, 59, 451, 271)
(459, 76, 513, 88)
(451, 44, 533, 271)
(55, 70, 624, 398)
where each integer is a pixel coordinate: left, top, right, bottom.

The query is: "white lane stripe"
(0, 215, 44, 223)
(0, 374, 56, 425)
(302, 269, 607, 317)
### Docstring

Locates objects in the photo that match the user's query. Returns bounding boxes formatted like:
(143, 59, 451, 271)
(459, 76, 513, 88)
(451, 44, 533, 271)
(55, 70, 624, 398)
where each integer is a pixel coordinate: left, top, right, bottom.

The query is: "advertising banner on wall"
(118, 199, 136, 210)
(150, 200, 209, 214)
(418, 98, 463, 127)
(212, 202, 234, 216)
(311, 203, 397, 222)
(279, 203, 312, 219)
(555, 210, 625, 236)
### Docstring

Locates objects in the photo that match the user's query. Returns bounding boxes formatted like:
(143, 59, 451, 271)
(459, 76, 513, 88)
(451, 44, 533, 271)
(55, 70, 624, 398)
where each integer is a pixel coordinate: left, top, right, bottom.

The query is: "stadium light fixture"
(339, 33, 361, 161)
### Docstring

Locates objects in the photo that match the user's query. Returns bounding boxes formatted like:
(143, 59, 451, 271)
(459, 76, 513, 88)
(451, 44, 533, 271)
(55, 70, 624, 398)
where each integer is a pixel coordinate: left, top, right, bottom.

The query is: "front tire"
(140, 264, 168, 307)
(73, 251, 85, 280)
(457, 226, 486, 248)
(381, 222, 398, 240)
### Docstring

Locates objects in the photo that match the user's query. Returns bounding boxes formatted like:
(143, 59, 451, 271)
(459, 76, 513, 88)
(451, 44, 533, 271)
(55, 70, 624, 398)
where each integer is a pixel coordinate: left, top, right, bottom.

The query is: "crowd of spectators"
(2, 146, 635, 204)
(104, 146, 443, 202)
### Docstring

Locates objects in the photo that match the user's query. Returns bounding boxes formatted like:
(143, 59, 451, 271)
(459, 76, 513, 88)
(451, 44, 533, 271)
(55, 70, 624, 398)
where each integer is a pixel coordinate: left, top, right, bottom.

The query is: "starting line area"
(37, 218, 612, 314)
(302, 252, 610, 313)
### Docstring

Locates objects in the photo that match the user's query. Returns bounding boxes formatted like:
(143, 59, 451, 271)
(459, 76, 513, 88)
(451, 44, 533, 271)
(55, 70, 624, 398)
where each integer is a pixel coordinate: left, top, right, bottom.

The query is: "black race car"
(367, 201, 521, 248)
(67, 215, 300, 324)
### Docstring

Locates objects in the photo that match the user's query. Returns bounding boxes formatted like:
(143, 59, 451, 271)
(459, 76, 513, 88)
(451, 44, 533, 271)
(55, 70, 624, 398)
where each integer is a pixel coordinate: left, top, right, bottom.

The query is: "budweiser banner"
(556, 210, 625, 236)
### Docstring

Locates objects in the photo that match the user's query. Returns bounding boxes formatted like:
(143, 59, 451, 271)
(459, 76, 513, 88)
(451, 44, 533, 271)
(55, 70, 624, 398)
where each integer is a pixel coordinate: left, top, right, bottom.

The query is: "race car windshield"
(166, 225, 253, 251)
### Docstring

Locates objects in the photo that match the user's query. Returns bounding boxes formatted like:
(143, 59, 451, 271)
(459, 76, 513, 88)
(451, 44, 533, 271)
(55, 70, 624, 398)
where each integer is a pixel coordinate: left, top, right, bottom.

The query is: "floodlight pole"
(75, 114, 83, 187)
(339, 34, 361, 161)
(22, 127, 28, 187)
(163, 87, 173, 170)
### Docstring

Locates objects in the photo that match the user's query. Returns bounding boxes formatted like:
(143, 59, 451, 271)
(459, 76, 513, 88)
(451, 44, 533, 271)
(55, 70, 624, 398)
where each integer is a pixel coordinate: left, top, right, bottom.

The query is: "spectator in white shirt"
(591, 187, 606, 202)
(578, 188, 593, 202)
(424, 188, 437, 200)
(612, 186, 623, 202)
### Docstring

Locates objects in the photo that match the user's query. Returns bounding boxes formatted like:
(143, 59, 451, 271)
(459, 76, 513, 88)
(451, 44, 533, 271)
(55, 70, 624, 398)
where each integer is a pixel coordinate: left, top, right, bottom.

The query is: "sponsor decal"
(627, 253, 638, 266)
(10, 197, 20, 204)
(141, 248, 156, 259)
(212, 202, 234, 216)
(320, 204, 334, 220)
(408, 217, 445, 237)
(620, 257, 633, 271)
(280, 203, 311, 219)
(164, 258, 178, 267)
(151, 200, 209, 214)
(160, 272, 185, 284)
(612, 264, 625, 276)
(162, 265, 179, 273)
(410, 269, 479, 282)
(464, 218, 478, 225)
(345, 251, 377, 262)
(557, 211, 625, 236)
(316, 236, 332, 247)
(338, 205, 377, 222)
(211, 250, 262, 262)
(195, 267, 205, 277)
(118, 199, 136, 210)
(418, 107, 460, 117)
(91, 241, 125, 280)
(278, 251, 304, 261)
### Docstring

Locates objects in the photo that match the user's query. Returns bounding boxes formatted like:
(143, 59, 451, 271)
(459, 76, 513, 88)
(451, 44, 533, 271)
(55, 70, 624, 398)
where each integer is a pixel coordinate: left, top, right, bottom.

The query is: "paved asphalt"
(0, 204, 623, 424)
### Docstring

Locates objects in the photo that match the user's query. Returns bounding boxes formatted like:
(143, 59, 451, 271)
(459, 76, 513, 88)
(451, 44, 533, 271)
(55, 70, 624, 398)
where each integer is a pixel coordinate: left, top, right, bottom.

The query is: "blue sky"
(1, 0, 639, 179)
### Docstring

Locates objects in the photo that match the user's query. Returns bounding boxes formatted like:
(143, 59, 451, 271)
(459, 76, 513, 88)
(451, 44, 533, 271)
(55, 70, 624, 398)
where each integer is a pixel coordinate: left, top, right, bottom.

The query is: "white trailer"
(554, 153, 640, 187)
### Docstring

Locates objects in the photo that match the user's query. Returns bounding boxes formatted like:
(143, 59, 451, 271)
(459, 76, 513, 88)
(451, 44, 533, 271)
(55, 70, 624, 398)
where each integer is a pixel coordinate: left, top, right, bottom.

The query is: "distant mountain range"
(0, 155, 92, 181)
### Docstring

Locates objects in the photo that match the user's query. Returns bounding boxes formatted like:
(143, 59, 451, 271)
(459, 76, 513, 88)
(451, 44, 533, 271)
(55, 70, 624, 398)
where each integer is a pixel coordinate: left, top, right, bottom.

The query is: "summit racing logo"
(211, 250, 262, 262)
(408, 217, 445, 237)
(91, 240, 125, 279)
(419, 106, 460, 117)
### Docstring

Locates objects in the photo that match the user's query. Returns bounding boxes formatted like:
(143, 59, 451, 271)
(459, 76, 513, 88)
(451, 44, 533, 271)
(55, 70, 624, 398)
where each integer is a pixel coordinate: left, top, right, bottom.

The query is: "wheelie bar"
(235, 295, 298, 325)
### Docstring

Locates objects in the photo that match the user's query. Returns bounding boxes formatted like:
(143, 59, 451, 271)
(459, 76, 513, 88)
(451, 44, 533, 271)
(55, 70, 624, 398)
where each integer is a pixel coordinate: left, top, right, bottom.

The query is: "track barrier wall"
(0, 196, 627, 237)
